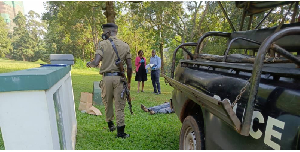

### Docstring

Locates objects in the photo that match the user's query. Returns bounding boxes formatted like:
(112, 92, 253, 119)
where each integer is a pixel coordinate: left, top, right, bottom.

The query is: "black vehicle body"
(164, 1, 300, 150)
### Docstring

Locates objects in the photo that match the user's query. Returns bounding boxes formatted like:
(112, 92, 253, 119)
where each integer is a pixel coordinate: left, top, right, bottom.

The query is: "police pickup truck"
(163, 1, 300, 150)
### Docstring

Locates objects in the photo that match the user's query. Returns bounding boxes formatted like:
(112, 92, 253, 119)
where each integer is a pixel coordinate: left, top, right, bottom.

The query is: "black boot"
(108, 121, 116, 132)
(117, 125, 130, 138)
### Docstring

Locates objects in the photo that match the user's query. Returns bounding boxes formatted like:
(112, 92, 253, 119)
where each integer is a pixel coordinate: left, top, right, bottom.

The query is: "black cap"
(101, 23, 118, 29)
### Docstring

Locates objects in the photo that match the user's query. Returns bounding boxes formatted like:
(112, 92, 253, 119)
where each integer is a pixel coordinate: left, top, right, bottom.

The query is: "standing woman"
(135, 50, 147, 92)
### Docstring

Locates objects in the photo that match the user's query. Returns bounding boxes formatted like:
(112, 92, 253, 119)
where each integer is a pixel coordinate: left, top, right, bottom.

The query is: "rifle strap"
(108, 38, 121, 61)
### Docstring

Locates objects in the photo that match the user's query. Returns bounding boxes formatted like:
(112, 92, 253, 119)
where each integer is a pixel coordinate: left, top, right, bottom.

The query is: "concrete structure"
(0, 1, 24, 32)
(50, 54, 75, 65)
(0, 65, 77, 150)
(93, 81, 103, 105)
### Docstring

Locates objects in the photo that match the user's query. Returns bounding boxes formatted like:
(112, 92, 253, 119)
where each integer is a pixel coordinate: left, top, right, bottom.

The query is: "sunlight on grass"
(0, 58, 43, 73)
(0, 58, 181, 150)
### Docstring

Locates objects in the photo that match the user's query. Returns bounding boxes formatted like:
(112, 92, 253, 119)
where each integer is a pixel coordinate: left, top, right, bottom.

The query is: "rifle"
(116, 59, 133, 115)
(109, 38, 133, 115)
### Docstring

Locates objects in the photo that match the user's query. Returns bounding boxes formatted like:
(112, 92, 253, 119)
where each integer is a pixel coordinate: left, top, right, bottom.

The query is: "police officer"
(86, 23, 132, 138)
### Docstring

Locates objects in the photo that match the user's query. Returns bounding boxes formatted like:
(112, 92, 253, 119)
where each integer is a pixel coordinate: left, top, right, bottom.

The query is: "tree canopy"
(2, 1, 299, 73)
(0, 16, 11, 57)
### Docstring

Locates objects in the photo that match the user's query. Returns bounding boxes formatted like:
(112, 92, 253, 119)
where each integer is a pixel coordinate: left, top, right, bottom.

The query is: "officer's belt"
(103, 72, 122, 76)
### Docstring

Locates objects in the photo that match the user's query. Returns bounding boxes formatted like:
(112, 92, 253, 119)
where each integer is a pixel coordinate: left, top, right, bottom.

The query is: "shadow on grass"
(72, 70, 181, 150)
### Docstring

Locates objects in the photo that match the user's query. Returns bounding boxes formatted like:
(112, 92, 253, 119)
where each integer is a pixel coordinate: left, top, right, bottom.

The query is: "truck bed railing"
(224, 37, 261, 62)
(171, 42, 197, 78)
(242, 27, 300, 136)
(195, 32, 231, 56)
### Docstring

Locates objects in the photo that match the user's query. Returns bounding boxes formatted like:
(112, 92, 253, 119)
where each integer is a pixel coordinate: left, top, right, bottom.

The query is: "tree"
(40, 1, 295, 66)
(26, 10, 47, 61)
(0, 16, 11, 57)
(12, 12, 35, 61)
(130, 1, 183, 73)
(115, 2, 154, 67)
(10, 11, 47, 61)
(164, 1, 209, 58)
(43, 1, 107, 60)
(104, 1, 116, 23)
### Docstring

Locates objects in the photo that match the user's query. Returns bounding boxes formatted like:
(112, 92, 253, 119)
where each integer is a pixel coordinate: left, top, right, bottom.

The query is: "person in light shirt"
(149, 50, 161, 95)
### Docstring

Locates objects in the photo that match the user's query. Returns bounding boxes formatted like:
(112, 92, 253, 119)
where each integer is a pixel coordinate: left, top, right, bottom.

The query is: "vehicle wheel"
(179, 115, 205, 150)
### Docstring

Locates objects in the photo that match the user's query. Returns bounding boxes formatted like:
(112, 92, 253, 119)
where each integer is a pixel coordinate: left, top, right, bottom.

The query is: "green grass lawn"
(0, 58, 181, 150)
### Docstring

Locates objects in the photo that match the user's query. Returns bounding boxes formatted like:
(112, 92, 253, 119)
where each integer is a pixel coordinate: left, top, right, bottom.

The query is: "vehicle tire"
(179, 115, 205, 150)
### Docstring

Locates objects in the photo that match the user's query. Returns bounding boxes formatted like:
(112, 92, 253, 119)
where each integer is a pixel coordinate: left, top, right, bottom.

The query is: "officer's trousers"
(100, 75, 126, 126)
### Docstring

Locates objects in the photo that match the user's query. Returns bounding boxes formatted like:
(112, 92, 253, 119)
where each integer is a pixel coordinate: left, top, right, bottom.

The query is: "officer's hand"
(128, 83, 131, 90)
(86, 62, 91, 68)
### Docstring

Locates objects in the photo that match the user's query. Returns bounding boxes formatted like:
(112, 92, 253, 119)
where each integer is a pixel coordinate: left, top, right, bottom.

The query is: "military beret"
(102, 23, 118, 29)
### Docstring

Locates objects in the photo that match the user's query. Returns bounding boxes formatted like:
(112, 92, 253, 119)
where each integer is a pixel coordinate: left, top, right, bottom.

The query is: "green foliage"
(5, 2, 297, 68)
(72, 58, 87, 69)
(10, 11, 47, 62)
(0, 16, 11, 58)
(0, 127, 3, 150)
(116, 2, 155, 67)
(11, 13, 32, 61)
(40, 1, 296, 75)
(138, 2, 184, 72)
(72, 58, 99, 73)
(43, 1, 106, 61)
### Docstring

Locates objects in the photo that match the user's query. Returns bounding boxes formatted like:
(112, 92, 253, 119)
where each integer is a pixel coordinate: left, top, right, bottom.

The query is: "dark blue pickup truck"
(164, 1, 300, 150)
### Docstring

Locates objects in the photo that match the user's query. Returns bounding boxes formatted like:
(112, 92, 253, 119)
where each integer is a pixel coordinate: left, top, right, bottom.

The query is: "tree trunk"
(82, 48, 85, 62)
(189, 1, 202, 41)
(182, 35, 188, 60)
(199, 40, 206, 54)
(291, 2, 298, 23)
(135, 45, 137, 55)
(135, 31, 138, 54)
(159, 41, 164, 74)
(91, 7, 98, 56)
(90, 51, 93, 61)
(105, 1, 115, 23)
(198, 2, 209, 31)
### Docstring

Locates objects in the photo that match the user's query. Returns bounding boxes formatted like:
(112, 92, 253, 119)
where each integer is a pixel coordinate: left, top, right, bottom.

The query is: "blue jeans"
(148, 102, 174, 114)
(151, 70, 161, 93)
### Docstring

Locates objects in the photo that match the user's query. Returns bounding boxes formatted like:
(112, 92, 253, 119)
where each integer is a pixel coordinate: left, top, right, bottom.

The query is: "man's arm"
(126, 58, 132, 89)
(87, 54, 102, 68)
(87, 40, 104, 68)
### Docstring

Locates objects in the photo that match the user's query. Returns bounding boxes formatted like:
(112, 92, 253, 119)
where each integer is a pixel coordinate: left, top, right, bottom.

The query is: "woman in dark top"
(135, 50, 147, 92)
